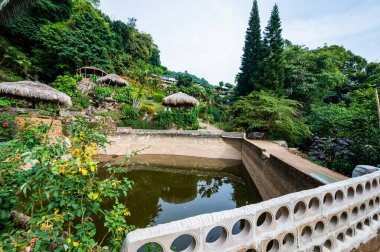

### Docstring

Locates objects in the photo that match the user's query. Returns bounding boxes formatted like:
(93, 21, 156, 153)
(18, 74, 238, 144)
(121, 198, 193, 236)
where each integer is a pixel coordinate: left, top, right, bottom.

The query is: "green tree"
(236, 0, 263, 96)
(150, 44, 161, 67)
(0, 0, 37, 25)
(176, 74, 193, 87)
(231, 90, 311, 144)
(262, 4, 285, 94)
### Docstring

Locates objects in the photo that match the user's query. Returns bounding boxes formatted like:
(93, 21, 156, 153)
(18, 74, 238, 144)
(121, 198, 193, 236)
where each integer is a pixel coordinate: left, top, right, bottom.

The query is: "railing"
(122, 170, 380, 252)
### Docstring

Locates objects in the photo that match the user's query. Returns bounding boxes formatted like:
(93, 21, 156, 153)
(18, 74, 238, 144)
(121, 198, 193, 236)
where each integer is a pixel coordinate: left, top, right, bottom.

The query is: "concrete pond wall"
(100, 129, 379, 251)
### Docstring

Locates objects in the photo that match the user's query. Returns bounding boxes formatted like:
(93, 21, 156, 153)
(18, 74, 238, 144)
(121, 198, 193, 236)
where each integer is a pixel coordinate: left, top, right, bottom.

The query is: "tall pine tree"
(262, 4, 285, 94)
(236, 0, 263, 96)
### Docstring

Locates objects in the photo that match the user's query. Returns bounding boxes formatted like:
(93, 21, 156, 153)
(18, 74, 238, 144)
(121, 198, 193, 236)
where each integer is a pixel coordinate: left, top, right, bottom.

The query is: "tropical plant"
(93, 86, 113, 101)
(52, 75, 78, 97)
(231, 91, 311, 144)
(0, 117, 134, 251)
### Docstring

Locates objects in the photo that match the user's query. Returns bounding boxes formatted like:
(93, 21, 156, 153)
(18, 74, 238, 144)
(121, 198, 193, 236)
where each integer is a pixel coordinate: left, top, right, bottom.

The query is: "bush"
(151, 92, 165, 103)
(121, 104, 139, 121)
(0, 110, 16, 141)
(0, 117, 135, 251)
(157, 111, 199, 130)
(71, 95, 91, 110)
(139, 104, 156, 115)
(52, 75, 78, 97)
(309, 136, 355, 176)
(114, 87, 130, 102)
(93, 86, 113, 101)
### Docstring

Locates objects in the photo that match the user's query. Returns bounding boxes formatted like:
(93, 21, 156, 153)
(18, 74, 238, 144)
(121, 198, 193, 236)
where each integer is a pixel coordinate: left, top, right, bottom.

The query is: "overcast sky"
(99, 0, 380, 85)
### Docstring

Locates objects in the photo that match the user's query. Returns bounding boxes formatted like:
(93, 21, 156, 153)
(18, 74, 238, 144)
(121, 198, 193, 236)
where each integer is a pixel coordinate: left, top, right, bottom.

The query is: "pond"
(96, 162, 262, 250)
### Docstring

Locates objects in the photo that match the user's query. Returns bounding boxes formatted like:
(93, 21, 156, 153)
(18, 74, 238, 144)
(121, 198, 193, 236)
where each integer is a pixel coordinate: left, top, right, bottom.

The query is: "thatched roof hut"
(77, 66, 107, 77)
(162, 92, 199, 107)
(0, 81, 72, 107)
(97, 74, 129, 86)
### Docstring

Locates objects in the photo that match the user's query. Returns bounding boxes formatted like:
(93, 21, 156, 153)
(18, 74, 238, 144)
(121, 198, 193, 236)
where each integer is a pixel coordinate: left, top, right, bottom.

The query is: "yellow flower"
(67, 238, 71, 244)
(88, 192, 99, 200)
(73, 241, 79, 247)
(90, 165, 95, 172)
(54, 208, 59, 214)
(112, 181, 117, 187)
(123, 210, 131, 217)
(41, 223, 46, 228)
(81, 169, 88, 175)
(117, 227, 123, 232)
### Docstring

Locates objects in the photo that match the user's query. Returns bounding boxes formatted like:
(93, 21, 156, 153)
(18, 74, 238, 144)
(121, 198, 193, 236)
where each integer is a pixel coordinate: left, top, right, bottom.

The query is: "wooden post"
(376, 88, 380, 130)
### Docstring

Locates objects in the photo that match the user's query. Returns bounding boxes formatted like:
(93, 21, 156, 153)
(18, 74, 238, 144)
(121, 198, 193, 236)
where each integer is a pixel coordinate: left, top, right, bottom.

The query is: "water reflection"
(96, 166, 262, 243)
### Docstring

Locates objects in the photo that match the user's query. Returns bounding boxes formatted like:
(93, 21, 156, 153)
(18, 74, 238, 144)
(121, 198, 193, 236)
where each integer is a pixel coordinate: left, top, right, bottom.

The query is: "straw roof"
(97, 74, 129, 86)
(162, 92, 199, 107)
(0, 81, 72, 107)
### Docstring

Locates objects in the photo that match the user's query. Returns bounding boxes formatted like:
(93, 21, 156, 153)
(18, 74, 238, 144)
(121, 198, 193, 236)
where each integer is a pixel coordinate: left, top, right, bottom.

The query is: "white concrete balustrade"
(121, 170, 380, 252)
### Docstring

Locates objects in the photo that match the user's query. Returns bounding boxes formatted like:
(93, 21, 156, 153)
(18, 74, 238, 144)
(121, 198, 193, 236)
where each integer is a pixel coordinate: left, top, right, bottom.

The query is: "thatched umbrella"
(162, 92, 199, 107)
(96, 74, 129, 86)
(0, 81, 72, 107)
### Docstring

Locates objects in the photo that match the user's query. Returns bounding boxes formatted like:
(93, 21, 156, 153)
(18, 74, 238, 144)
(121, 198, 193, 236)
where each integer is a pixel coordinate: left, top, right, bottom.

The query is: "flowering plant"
(0, 117, 134, 251)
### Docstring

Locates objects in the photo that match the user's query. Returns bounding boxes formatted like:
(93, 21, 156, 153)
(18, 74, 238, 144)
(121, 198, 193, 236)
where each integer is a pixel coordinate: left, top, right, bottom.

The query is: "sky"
(99, 0, 380, 85)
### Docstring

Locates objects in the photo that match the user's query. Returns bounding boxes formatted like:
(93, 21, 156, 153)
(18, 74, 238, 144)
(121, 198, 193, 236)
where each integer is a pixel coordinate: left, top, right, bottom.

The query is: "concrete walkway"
(247, 140, 348, 182)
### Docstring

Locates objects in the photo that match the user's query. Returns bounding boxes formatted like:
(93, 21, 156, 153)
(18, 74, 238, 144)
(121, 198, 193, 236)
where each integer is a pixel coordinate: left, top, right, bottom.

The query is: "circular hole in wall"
(323, 239, 333, 250)
(369, 199, 374, 209)
(330, 216, 338, 227)
(170, 234, 196, 252)
(312, 246, 321, 252)
(340, 212, 348, 223)
(356, 184, 364, 195)
(137, 242, 163, 252)
(352, 207, 359, 217)
(301, 226, 312, 240)
(282, 233, 295, 248)
(275, 206, 289, 223)
(257, 212, 272, 229)
(232, 219, 251, 238)
(308, 197, 320, 211)
(315, 221, 325, 234)
(294, 201, 306, 217)
(337, 233, 345, 242)
(266, 239, 280, 252)
(347, 187, 355, 199)
(360, 203, 366, 213)
(372, 179, 378, 189)
(364, 218, 370, 226)
(375, 197, 380, 206)
(356, 222, 363, 230)
(346, 228, 353, 237)
(365, 181, 371, 191)
(335, 190, 344, 202)
(323, 193, 333, 206)
(205, 226, 227, 247)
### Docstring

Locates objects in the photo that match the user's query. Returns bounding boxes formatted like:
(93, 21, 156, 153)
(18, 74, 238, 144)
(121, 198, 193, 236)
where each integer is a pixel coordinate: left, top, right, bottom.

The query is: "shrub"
(139, 104, 156, 115)
(0, 110, 16, 141)
(71, 95, 91, 110)
(0, 117, 135, 251)
(309, 136, 355, 176)
(114, 87, 130, 102)
(73, 73, 83, 82)
(52, 75, 78, 97)
(93, 86, 113, 101)
(157, 111, 199, 130)
(121, 104, 139, 120)
(151, 92, 165, 103)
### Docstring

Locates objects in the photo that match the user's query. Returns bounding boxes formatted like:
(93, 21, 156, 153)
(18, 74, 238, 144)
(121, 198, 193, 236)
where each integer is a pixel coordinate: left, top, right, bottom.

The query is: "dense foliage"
(233, 1, 380, 174)
(231, 91, 311, 144)
(0, 117, 134, 251)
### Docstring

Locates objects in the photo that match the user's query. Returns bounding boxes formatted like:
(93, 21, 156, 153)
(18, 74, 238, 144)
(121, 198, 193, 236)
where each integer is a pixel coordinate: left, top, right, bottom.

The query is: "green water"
(95, 165, 262, 247)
